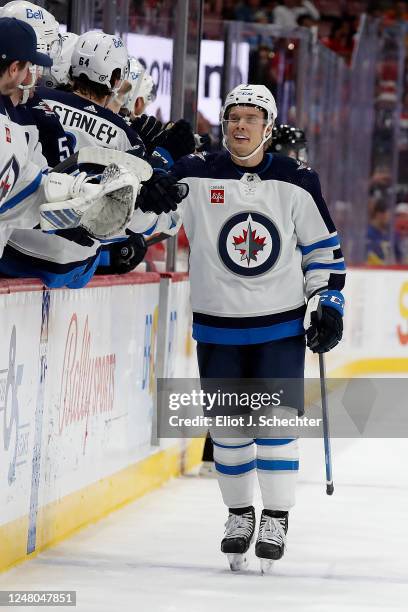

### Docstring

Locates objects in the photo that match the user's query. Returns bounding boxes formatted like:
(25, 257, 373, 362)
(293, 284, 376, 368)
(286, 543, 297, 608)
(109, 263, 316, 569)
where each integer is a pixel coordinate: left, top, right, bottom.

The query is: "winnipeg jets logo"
(0, 156, 20, 208)
(233, 219, 266, 265)
(218, 212, 281, 277)
(32, 101, 55, 116)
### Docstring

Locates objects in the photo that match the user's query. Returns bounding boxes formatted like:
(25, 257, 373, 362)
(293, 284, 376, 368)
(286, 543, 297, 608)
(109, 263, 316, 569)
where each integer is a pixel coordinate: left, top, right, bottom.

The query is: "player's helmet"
(121, 57, 156, 114)
(71, 31, 129, 94)
(0, 1, 61, 58)
(220, 84, 277, 161)
(42, 32, 78, 88)
(270, 124, 308, 162)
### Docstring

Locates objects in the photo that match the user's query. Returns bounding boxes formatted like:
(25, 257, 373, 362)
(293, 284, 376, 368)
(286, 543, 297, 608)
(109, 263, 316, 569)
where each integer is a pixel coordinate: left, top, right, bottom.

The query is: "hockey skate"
(221, 506, 255, 571)
(255, 510, 288, 574)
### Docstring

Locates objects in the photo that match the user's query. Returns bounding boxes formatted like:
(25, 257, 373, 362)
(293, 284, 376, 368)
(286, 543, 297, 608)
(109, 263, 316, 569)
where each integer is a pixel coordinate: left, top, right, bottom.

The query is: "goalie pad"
(40, 163, 146, 239)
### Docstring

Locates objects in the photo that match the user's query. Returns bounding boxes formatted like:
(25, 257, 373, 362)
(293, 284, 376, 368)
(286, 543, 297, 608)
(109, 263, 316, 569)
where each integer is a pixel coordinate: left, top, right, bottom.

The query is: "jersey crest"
(0, 156, 20, 208)
(218, 211, 281, 277)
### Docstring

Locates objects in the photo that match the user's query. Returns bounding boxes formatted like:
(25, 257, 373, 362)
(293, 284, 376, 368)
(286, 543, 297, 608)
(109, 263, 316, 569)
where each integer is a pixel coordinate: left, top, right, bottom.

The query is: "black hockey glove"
(306, 307, 343, 353)
(194, 133, 211, 152)
(151, 119, 196, 161)
(131, 114, 164, 154)
(306, 291, 344, 354)
(107, 233, 147, 274)
(137, 171, 189, 215)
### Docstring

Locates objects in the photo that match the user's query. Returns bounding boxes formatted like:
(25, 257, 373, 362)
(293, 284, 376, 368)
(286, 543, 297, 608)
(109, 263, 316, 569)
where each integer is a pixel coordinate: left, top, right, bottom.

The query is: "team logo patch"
(0, 156, 20, 207)
(210, 186, 225, 205)
(5, 126, 11, 143)
(218, 211, 281, 277)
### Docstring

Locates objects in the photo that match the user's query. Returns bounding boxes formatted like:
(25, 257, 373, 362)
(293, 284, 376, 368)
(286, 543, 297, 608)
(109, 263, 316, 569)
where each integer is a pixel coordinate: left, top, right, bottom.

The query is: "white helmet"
(42, 32, 78, 88)
(220, 84, 277, 161)
(121, 57, 156, 114)
(71, 31, 129, 93)
(0, 1, 62, 102)
(0, 1, 61, 57)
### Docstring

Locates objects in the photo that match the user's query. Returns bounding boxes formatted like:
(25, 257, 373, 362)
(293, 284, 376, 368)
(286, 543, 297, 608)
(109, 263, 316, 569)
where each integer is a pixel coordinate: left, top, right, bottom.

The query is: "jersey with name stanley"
(170, 150, 346, 345)
(36, 86, 145, 154)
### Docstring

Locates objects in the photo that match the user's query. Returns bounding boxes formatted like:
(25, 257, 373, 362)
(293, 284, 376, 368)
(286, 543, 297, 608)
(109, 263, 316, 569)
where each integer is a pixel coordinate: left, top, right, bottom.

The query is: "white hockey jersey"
(171, 151, 346, 345)
(0, 95, 44, 256)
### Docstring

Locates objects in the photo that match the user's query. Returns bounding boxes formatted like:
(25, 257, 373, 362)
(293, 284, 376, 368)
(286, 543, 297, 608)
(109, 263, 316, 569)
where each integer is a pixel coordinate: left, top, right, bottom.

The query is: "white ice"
(1, 438, 407, 612)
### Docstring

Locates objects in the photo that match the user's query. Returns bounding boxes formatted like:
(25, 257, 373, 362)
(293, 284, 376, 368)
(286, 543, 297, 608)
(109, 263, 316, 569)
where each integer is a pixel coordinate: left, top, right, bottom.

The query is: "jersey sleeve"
(292, 169, 346, 298)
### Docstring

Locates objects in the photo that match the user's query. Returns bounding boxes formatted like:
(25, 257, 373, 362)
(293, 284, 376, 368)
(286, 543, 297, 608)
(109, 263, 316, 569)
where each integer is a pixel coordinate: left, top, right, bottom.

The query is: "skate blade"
(227, 553, 249, 571)
(260, 558, 275, 575)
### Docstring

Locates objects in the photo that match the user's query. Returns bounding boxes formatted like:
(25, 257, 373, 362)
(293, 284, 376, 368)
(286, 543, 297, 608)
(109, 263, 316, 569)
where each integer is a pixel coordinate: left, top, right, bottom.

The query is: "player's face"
(225, 106, 270, 157)
(0, 61, 31, 95)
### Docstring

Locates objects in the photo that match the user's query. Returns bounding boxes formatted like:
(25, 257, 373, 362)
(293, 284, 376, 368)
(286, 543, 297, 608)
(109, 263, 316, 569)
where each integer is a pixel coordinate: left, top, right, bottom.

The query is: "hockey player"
(117, 57, 156, 118)
(0, 18, 185, 274)
(170, 84, 345, 573)
(41, 31, 78, 90)
(200, 122, 310, 474)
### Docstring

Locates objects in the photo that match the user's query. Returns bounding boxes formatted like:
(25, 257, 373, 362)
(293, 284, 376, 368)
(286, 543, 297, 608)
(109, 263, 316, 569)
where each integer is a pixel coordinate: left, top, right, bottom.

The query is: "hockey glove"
(152, 119, 196, 161)
(194, 133, 211, 152)
(304, 291, 344, 353)
(137, 171, 189, 215)
(107, 232, 147, 274)
(131, 114, 164, 154)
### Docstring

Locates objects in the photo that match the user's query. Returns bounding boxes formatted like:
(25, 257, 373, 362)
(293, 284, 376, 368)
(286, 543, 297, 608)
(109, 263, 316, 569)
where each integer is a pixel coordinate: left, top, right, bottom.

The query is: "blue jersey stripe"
(0, 171, 42, 214)
(143, 220, 158, 236)
(213, 441, 254, 449)
(193, 318, 304, 345)
(214, 460, 256, 475)
(299, 236, 339, 255)
(255, 438, 296, 446)
(305, 261, 346, 272)
(257, 459, 299, 471)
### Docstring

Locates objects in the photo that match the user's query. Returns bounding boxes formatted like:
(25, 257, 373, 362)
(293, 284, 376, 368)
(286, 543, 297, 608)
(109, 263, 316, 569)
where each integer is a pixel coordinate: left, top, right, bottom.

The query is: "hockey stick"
(146, 232, 172, 247)
(319, 353, 334, 495)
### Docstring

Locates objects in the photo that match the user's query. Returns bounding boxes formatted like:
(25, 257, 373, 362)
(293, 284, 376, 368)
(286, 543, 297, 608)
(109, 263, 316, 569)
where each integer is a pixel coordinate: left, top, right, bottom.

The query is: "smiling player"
(170, 84, 346, 573)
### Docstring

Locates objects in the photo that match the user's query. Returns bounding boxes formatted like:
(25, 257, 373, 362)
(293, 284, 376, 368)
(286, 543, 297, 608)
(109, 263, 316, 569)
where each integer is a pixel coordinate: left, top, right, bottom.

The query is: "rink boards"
(0, 272, 201, 572)
(1, 266, 408, 572)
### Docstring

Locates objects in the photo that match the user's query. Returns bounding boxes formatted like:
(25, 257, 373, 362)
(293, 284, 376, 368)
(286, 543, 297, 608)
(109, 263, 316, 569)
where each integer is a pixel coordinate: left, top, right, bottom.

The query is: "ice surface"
(1, 438, 407, 612)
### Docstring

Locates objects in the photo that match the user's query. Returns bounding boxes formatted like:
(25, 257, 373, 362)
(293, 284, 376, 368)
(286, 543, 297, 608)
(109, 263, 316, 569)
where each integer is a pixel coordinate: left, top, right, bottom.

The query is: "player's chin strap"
(221, 121, 273, 161)
(18, 65, 37, 104)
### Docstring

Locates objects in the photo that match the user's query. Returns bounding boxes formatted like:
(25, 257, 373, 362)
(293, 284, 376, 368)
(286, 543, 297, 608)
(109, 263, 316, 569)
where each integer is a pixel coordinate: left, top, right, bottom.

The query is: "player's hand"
(195, 133, 211, 152)
(152, 119, 196, 161)
(108, 232, 147, 274)
(306, 306, 343, 353)
(131, 115, 164, 154)
(137, 171, 189, 215)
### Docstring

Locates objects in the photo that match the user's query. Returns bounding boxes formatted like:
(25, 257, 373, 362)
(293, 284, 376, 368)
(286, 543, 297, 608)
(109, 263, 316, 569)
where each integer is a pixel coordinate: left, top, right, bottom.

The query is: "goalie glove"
(40, 157, 152, 239)
(304, 291, 344, 353)
(151, 119, 196, 161)
(137, 170, 189, 215)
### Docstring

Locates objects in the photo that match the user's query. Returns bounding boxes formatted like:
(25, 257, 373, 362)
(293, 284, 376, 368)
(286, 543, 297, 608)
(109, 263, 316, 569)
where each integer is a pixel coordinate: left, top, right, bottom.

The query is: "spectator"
(234, 0, 262, 22)
(221, 0, 236, 20)
(366, 200, 391, 265)
(273, 0, 319, 29)
(395, 202, 408, 263)
(322, 17, 355, 63)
